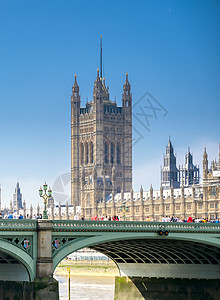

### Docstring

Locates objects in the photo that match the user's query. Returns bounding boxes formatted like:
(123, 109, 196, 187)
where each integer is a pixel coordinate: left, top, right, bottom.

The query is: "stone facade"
(69, 61, 220, 221)
(78, 145, 219, 221)
(19, 144, 220, 221)
(13, 182, 22, 210)
(71, 70, 132, 217)
(161, 138, 200, 190)
(161, 137, 180, 189)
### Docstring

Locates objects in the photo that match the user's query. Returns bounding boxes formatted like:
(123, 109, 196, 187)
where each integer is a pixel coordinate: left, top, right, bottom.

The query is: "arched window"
(117, 143, 121, 164)
(86, 194, 91, 206)
(85, 142, 88, 164)
(89, 141, 93, 164)
(80, 142, 84, 164)
(105, 142, 109, 163)
(111, 142, 114, 164)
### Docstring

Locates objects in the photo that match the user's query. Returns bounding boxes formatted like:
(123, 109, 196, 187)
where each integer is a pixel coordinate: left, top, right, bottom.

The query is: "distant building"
(48, 196, 55, 208)
(161, 138, 200, 189)
(161, 138, 180, 189)
(20, 144, 219, 221)
(71, 74, 132, 218)
(13, 182, 22, 210)
(71, 38, 132, 219)
(179, 148, 200, 187)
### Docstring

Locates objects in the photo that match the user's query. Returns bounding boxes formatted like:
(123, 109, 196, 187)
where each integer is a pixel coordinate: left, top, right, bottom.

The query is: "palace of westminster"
(1, 55, 220, 221)
(68, 67, 220, 221)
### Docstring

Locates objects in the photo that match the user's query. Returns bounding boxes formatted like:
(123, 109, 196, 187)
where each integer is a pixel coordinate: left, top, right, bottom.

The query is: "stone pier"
(114, 277, 220, 300)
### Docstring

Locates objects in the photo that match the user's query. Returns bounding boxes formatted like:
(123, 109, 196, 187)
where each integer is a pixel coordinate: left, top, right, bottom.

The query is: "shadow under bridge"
(51, 220, 220, 280)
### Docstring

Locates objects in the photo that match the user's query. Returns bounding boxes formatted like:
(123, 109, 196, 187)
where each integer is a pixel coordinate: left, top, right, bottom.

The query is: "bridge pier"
(36, 220, 54, 278)
(0, 220, 59, 300)
(114, 277, 220, 300)
(0, 278, 59, 300)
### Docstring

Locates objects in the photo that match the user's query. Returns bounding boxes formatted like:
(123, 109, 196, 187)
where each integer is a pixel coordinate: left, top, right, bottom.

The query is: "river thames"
(54, 274, 115, 300)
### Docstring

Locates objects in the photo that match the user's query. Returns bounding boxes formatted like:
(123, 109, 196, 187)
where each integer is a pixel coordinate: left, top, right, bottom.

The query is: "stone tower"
(161, 137, 180, 189)
(179, 148, 200, 186)
(203, 146, 208, 180)
(13, 182, 23, 210)
(71, 66, 132, 216)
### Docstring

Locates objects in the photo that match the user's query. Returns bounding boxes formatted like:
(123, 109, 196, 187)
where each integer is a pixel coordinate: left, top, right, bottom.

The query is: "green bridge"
(0, 220, 220, 299)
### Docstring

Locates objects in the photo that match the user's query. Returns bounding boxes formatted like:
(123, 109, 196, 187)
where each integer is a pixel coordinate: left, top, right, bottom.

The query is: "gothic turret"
(71, 74, 80, 106)
(203, 146, 208, 180)
(150, 184, 153, 198)
(140, 185, 143, 199)
(13, 181, 23, 210)
(72, 74, 79, 93)
(93, 69, 102, 98)
(102, 77, 110, 101)
(160, 183, 163, 199)
(179, 147, 200, 186)
(71, 40, 133, 218)
(161, 137, 180, 189)
(122, 73, 132, 107)
(71, 74, 81, 208)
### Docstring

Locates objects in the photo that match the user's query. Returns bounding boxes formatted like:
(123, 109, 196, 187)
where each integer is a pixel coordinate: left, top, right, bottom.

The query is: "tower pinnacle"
(93, 68, 102, 95)
(123, 72, 131, 93)
(100, 36, 103, 80)
(122, 73, 132, 107)
(72, 74, 79, 94)
(203, 145, 208, 180)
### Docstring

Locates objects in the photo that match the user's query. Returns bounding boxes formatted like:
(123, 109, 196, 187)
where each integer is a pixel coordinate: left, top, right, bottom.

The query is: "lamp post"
(39, 182, 52, 220)
(120, 202, 128, 221)
(67, 267, 71, 300)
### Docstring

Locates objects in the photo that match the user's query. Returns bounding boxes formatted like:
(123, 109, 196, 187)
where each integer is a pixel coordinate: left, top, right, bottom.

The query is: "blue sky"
(0, 0, 219, 207)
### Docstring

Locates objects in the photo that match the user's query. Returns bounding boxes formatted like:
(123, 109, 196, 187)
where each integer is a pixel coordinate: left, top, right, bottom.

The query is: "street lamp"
(120, 202, 128, 221)
(39, 182, 52, 219)
(67, 267, 71, 300)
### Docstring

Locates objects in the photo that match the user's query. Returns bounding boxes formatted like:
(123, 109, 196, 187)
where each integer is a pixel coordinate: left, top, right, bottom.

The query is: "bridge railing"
(0, 220, 219, 233)
(52, 220, 220, 233)
(0, 220, 37, 231)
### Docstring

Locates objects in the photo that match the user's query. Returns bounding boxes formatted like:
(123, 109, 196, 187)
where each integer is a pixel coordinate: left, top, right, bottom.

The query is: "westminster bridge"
(0, 220, 220, 299)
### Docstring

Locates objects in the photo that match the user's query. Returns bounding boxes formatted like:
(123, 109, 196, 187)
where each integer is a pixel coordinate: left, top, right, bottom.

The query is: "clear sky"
(0, 0, 219, 208)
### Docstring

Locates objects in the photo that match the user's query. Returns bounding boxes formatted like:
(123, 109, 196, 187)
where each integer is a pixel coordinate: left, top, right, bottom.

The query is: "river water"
(54, 275, 115, 300)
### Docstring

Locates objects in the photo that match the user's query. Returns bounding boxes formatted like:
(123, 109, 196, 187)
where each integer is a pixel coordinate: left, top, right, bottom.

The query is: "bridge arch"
(52, 232, 220, 279)
(0, 239, 35, 281)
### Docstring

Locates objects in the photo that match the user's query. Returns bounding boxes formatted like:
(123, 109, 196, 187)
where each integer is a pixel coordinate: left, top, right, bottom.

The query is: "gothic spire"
(93, 68, 102, 94)
(123, 72, 131, 94)
(122, 72, 132, 107)
(72, 74, 79, 94)
(100, 35, 103, 80)
(203, 145, 207, 159)
(203, 145, 208, 180)
(166, 136, 173, 154)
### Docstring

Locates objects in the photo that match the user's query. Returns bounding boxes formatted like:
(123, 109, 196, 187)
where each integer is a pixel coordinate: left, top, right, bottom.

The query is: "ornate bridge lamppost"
(120, 202, 128, 221)
(39, 182, 52, 220)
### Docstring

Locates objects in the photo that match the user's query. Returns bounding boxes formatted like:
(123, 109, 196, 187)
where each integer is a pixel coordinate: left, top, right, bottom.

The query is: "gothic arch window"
(111, 142, 114, 164)
(85, 142, 88, 164)
(105, 142, 109, 163)
(117, 143, 121, 164)
(89, 141, 93, 164)
(117, 186, 121, 193)
(80, 142, 84, 164)
(86, 194, 91, 206)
